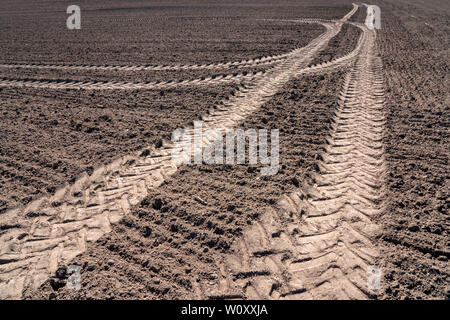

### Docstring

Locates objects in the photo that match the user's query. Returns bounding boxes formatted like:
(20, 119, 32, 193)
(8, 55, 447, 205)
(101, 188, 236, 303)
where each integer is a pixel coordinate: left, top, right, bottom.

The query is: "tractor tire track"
(0, 71, 265, 91)
(0, 43, 363, 92)
(196, 18, 387, 300)
(0, 54, 286, 72)
(0, 6, 358, 299)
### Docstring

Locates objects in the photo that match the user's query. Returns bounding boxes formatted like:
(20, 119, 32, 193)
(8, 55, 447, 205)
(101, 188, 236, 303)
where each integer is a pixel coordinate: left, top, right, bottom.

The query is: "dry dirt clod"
(194, 196, 207, 205)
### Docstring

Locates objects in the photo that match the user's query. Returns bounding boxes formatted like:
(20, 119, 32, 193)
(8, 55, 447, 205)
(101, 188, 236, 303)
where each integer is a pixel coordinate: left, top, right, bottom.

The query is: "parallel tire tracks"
(0, 45, 363, 91)
(0, 4, 365, 300)
(195, 20, 387, 300)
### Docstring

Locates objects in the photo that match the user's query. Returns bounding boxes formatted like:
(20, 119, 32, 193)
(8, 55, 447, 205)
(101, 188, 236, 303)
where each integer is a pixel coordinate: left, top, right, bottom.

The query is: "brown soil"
(1, 0, 448, 301)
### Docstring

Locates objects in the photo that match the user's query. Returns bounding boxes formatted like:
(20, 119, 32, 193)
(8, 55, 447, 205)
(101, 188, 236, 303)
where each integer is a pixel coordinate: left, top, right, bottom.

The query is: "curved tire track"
(196, 13, 386, 300)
